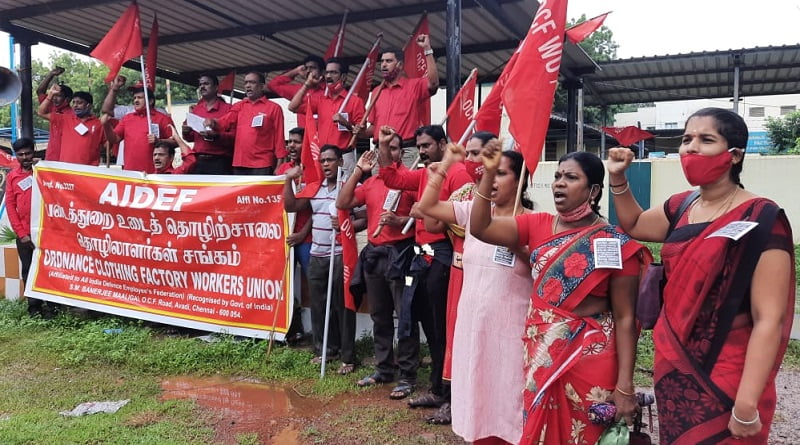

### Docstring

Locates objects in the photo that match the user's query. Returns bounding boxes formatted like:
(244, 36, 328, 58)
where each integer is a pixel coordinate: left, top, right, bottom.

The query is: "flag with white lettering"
(474, 48, 519, 136)
(403, 14, 431, 125)
(298, 98, 323, 192)
(90, 1, 143, 83)
(337, 206, 358, 311)
(502, 0, 568, 174)
(446, 69, 477, 142)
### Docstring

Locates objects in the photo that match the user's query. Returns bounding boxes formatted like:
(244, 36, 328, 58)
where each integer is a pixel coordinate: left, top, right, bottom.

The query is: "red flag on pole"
(403, 14, 431, 124)
(323, 12, 348, 60)
(144, 13, 158, 90)
(502, 0, 568, 175)
(601, 126, 655, 146)
(565, 12, 610, 44)
(90, 1, 143, 83)
(474, 49, 519, 137)
(298, 99, 324, 192)
(445, 69, 478, 141)
(218, 70, 236, 94)
(338, 207, 359, 311)
(353, 41, 381, 101)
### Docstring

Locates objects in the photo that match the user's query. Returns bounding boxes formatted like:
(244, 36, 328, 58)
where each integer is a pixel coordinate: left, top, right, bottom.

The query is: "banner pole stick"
(320, 166, 343, 378)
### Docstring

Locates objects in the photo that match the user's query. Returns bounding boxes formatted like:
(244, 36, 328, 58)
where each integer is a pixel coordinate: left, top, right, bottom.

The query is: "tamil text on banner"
(27, 162, 292, 339)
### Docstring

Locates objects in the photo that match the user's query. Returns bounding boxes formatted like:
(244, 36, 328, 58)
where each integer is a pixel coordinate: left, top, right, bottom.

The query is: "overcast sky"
(2, 1, 800, 66)
(568, 0, 800, 58)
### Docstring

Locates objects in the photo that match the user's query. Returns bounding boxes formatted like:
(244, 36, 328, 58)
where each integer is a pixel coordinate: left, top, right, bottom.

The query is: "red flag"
(90, 1, 143, 83)
(353, 42, 381, 101)
(474, 49, 519, 137)
(403, 14, 431, 124)
(502, 0, 568, 175)
(323, 13, 347, 60)
(295, 99, 324, 198)
(338, 207, 359, 311)
(144, 13, 158, 90)
(565, 12, 610, 44)
(601, 126, 655, 146)
(445, 69, 477, 141)
(218, 70, 235, 94)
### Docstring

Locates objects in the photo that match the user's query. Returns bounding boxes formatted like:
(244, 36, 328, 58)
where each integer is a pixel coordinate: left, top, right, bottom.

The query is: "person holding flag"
(100, 76, 174, 173)
(336, 131, 416, 394)
(267, 55, 326, 126)
(282, 145, 366, 375)
(288, 58, 365, 175)
(365, 35, 438, 155)
(181, 73, 235, 174)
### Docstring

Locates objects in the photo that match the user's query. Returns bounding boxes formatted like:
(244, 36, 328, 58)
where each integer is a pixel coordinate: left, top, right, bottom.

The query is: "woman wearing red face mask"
(418, 139, 534, 442)
(470, 146, 649, 444)
(607, 107, 795, 444)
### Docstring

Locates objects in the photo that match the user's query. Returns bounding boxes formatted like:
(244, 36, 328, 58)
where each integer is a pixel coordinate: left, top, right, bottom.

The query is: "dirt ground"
(164, 368, 800, 445)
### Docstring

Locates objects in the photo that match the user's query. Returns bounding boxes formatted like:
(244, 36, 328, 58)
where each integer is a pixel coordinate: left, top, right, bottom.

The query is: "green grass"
(0, 300, 397, 444)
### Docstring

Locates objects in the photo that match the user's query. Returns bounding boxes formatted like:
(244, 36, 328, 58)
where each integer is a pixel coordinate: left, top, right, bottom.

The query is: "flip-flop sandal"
(389, 380, 414, 400)
(425, 403, 452, 425)
(357, 372, 393, 387)
(408, 392, 444, 408)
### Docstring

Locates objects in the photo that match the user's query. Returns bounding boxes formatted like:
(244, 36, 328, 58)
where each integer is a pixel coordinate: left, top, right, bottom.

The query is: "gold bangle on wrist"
(615, 386, 636, 397)
(473, 190, 491, 201)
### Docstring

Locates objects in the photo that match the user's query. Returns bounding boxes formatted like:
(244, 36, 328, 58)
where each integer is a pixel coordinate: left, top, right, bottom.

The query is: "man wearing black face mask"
(38, 88, 105, 166)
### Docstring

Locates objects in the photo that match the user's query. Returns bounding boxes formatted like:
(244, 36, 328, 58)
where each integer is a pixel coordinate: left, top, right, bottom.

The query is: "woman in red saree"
(607, 107, 795, 444)
(471, 147, 648, 444)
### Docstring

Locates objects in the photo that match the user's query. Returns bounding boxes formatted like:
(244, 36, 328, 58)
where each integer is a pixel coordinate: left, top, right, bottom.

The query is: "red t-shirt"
(6, 167, 33, 238)
(515, 213, 639, 297)
(51, 113, 105, 166)
(308, 89, 365, 149)
(39, 93, 73, 161)
(114, 109, 174, 173)
(379, 162, 472, 245)
(369, 77, 433, 140)
(216, 96, 287, 169)
(277, 161, 312, 244)
(354, 171, 415, 246)
(184, 97, 235, 157)
(267, 74, 323, 125)
(157, 153, 197, 174)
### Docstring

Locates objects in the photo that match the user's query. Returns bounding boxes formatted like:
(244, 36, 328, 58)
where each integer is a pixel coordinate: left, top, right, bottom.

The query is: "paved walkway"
(792, 314, 800, 340)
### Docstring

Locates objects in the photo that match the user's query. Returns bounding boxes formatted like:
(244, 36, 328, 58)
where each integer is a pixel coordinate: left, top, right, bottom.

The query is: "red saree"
(520, 223, 648, 445)
(655, 196, 795, 445)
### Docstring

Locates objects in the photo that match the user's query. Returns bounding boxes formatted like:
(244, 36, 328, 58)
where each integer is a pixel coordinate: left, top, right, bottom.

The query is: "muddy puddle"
(161, 376, 319, 444)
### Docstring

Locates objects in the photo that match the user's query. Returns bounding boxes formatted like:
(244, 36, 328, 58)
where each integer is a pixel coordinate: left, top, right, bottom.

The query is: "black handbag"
(636, 191, 699, 329)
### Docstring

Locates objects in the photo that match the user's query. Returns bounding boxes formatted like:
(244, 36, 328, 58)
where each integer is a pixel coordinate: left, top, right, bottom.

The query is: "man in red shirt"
(268, 55, 325, 126)
(276, 127, 312, 343)
(37, 87, 105, 166)
(364, 35, 438, 157)
(181, 74, 235, 175)
(100, 77, 174, 173)
(153, 128, 197, 174)
(6, 139, 44, 316)
(206, 72, 286, 175)
(336, 131, 418, 397)
(377, 124, 471, 423)
(288, 58, 365, 175)
(36, 66, 74, 161)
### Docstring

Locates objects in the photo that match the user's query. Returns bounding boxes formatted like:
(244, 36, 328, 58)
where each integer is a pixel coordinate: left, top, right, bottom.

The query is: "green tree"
(552, 14, 624, 124)
(1, 51, 199, 132)
(765, 111, 800, 153)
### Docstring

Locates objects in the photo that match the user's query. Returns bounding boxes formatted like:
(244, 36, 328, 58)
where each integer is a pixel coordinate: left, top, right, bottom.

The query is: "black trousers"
(308, 255, 356, 364)
(363, 248, 419, 382)
(193, 154, 233, 175)
(412, 259, 451, 398)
